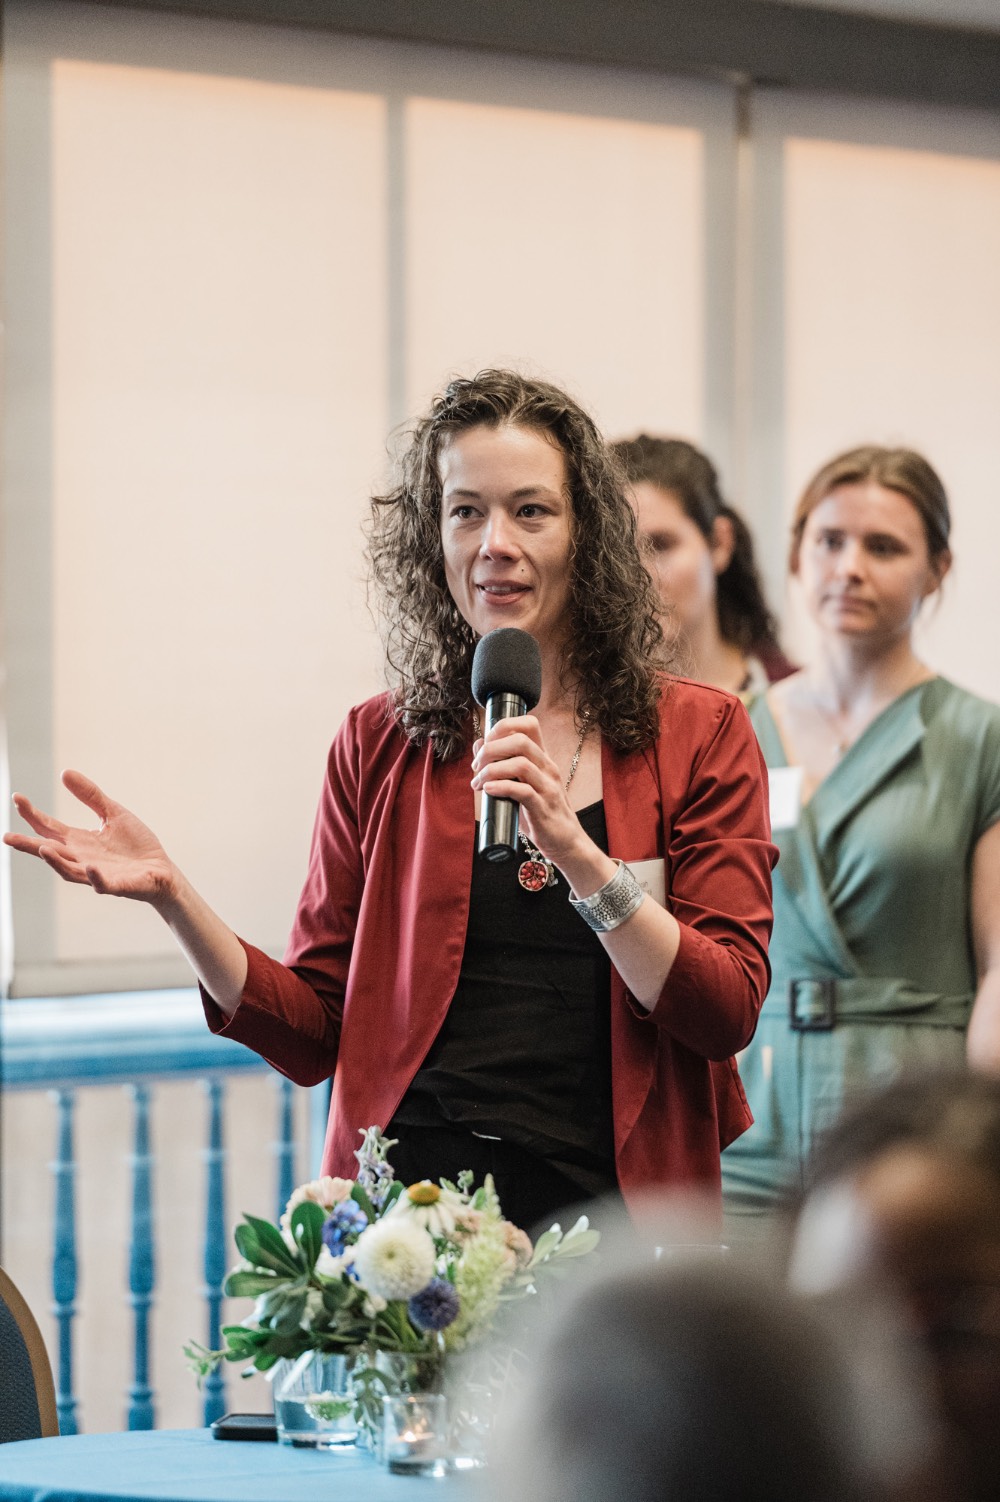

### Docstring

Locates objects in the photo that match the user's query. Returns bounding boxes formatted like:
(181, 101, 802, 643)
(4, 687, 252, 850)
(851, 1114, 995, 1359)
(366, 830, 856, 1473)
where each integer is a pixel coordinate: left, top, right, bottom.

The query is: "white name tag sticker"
(626, 858, 666, 907)
(768, 766, 804, 831)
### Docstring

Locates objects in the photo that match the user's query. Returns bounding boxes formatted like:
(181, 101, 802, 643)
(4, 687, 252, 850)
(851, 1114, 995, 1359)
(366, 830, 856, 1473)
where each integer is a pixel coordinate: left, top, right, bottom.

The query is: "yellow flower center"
(406, 1181, 441, 1206)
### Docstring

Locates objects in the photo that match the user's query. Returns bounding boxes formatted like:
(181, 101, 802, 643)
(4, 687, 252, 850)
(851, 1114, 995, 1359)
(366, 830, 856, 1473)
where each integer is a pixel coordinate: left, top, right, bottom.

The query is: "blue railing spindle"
(202, 1079, 227, 1427)
(3, 992, 316, 1433)
(274, 1076, 296, 1223)
(50, 1088, 79, 1435)
(126, 1083, 156, 1430)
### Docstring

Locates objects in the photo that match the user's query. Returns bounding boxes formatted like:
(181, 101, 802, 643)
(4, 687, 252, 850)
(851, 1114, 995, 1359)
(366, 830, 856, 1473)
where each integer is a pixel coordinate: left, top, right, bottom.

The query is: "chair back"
(0, 1266, 59, 1441)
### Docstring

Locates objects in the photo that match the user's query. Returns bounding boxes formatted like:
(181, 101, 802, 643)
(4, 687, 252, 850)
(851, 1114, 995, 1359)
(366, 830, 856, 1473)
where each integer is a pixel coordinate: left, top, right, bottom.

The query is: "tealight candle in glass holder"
(382, 1393, 449, 1477)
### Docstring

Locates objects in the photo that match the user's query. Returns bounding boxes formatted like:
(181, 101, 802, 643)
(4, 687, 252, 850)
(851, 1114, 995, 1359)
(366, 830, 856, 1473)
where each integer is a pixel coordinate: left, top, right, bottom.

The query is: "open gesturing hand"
(5, 769, 178, 907)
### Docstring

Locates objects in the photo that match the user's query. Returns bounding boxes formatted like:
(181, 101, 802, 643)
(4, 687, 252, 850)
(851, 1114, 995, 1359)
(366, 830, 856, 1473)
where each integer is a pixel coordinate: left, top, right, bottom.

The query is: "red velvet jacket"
(205, 677, 775, 1207)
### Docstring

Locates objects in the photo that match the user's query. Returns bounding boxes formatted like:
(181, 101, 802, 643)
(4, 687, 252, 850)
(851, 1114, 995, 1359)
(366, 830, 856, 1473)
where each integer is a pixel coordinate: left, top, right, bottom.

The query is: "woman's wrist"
(570, 860, 646, 933)
(554, 836, 619, 902)
(150, 862, 190, 922)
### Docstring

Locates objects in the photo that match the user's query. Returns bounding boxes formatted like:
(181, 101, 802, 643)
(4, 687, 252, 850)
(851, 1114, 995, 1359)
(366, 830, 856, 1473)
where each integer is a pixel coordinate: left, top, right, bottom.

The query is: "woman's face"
(796, 481, 948, 646)
(631, 481, 726, 636)
(439, 423, 574, 655)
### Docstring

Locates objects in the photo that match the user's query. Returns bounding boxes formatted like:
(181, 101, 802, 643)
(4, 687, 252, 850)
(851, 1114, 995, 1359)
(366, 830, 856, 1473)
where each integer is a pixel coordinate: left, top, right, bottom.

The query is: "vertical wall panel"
(48, 60, 388, 978)
(780, 127, 1000, 697)
(405, 98, 705, 439)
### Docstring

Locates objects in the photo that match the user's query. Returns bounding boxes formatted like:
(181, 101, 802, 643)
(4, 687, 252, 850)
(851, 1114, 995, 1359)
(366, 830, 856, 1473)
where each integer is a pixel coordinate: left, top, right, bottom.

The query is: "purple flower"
(408, 1277, 460, 1332)
(321, 1201, 369, 1257)
(354, 1126, 398, 1210)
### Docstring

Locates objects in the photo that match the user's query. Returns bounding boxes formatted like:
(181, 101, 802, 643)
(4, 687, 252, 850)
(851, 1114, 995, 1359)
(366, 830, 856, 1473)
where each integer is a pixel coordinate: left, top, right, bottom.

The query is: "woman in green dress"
(722, 445, 1000, 1228)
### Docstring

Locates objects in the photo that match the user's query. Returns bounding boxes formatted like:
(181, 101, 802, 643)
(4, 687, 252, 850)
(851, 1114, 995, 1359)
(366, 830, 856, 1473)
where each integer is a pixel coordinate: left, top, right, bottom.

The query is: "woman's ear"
(710, 515, 736, 575)
(925, 548, 953, 597)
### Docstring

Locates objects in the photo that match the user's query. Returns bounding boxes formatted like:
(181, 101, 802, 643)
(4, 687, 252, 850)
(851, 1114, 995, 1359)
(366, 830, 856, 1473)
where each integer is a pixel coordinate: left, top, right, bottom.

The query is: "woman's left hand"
(471, 713, 588, 868)
(472, 709, 683, 1016)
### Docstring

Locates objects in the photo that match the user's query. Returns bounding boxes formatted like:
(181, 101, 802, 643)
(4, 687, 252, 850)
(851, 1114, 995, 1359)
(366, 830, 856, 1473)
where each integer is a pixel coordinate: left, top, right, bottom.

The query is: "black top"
(395, 801, 616, 1195)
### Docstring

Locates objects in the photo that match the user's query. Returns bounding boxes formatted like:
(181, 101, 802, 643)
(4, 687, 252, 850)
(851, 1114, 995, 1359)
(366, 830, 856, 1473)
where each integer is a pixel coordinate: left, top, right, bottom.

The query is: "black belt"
(763, 976, 970, 1030)
(788, 977, 837, 1031)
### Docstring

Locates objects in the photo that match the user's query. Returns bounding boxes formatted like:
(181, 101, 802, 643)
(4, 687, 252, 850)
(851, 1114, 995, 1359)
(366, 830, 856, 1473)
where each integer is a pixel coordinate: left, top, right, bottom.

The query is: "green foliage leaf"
(381, 1180, 404, 1210)
(233, 1223, 261, 1264)
(218, 1326, 269, 1359)
(241, 1214, 302, 1274)
(224, 1269, 281, 1299)
(555, 1228, 600, 1257)
(272, 1290, 308, 1334)
(527, 1228, 561, 1266)
(256, 1282, 308, 1325)
(183, 1341, 223, 1384)
(290, 1200, 327, 1269)
(321, 1281, 353, 1313)
(253, 1350, 290, 1372)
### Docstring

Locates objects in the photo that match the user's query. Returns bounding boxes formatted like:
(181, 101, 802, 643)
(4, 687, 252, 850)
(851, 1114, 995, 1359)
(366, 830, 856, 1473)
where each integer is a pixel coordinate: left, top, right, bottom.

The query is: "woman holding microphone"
(6, 370, 774, 1226)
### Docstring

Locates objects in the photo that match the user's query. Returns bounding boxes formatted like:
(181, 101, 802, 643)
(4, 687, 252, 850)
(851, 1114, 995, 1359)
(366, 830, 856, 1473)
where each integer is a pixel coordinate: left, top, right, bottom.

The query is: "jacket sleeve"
(200, 706, 366, 1087)
(643, 694, 776, 1059)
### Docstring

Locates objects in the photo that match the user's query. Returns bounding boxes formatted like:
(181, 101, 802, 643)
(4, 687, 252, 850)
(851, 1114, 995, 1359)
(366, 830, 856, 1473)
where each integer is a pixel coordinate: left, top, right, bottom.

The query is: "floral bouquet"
(186, 1126, 599, 1444)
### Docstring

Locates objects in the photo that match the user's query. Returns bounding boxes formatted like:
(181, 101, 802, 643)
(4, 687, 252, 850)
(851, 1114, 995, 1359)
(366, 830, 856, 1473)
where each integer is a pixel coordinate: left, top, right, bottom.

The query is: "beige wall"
(781, 125, 1000, 699)
(49, 56, 389, 981)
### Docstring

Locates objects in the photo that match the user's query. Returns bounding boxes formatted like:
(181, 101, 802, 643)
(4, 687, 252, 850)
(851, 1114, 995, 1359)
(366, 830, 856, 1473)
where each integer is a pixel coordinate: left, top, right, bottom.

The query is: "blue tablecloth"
(0, 1428, 484, 1502)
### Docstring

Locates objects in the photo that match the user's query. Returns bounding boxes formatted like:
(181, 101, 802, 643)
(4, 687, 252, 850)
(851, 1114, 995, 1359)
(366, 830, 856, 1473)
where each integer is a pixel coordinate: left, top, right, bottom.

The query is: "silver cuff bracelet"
(569, 860, 645, 933)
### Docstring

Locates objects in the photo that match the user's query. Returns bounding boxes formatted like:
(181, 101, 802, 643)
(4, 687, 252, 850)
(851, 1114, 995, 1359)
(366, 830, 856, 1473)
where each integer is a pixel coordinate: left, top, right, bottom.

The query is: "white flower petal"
(352, 1219, 436, 1300)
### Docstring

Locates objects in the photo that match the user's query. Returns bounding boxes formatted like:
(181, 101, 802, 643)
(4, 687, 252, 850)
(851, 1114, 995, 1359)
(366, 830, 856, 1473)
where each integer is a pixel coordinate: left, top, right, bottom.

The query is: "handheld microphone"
(471, 627, 542, 862)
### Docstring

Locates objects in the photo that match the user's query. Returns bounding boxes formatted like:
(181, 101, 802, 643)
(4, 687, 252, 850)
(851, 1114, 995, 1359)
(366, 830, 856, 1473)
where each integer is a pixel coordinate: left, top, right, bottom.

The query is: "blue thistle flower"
(408, 1277, 461, 1332)
(321, 1201, 369, 1257)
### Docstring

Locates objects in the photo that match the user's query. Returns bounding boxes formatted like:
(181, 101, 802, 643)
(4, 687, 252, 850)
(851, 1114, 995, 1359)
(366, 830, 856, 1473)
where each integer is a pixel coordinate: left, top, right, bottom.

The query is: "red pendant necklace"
(473, 708, 588, 892)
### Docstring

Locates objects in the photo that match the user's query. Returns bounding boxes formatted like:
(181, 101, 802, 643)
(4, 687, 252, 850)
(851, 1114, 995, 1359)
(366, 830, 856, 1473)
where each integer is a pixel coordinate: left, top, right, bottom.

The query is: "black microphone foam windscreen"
(471, 628, 542, 711)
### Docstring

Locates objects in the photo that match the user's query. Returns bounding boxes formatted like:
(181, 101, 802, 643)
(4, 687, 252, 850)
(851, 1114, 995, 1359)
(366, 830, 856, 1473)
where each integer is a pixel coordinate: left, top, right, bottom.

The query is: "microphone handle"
(477, 691, 528, 863)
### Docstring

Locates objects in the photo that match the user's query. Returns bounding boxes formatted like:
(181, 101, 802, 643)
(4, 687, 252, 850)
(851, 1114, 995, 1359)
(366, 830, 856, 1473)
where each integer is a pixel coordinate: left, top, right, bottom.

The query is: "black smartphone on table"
(210, 1412, 278, 1442)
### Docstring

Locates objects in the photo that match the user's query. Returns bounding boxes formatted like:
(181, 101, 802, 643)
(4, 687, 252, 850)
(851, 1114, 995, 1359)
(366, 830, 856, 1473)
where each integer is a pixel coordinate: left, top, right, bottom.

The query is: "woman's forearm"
(154, 872, 248, 1017)
(966, 970, 1000, 1073)
(596, 893, 682, 1012)
(558, 839, 681, 1013)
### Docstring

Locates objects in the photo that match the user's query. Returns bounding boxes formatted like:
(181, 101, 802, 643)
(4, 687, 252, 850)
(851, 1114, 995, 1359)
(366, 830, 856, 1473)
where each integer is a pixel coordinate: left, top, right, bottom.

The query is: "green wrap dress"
(722, 676, 1000, 1216)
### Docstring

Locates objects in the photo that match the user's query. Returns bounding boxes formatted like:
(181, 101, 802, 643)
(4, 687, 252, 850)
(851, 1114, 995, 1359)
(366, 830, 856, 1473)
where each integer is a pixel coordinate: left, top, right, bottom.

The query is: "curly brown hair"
(367, 369, 666, 760)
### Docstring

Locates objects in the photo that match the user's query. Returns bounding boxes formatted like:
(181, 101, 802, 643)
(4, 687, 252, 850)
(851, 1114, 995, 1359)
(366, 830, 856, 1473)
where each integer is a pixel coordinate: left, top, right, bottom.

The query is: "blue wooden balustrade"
(128, 1084, 155, 1431)
(1, 988, 330, 1432)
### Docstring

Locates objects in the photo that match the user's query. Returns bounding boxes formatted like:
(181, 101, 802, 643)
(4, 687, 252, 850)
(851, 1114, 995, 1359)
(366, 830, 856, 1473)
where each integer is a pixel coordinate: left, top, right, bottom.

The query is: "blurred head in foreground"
(489, 1200, 929, 1502)
(790, 1069, 1000, 1502)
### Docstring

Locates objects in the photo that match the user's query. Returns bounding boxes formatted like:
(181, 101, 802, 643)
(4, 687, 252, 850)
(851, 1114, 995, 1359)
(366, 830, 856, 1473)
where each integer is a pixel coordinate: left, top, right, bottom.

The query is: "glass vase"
(272, 1350, 359, 1449)
(444, 1342, 529, 1471)
(354, 1348, 446, 1454)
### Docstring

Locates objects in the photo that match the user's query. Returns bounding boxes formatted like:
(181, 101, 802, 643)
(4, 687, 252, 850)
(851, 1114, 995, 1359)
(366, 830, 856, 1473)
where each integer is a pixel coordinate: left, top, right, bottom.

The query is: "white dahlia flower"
(352, 1219, 436, 1300)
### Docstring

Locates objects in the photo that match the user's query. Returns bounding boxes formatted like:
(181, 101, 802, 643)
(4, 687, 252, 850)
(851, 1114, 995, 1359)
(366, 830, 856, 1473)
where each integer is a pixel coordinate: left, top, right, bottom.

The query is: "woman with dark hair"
(493, 1252, 929, 1502)
(610, 434, 794, 698)
(722, 444, 1000, 1234)
(790, 1070, 1000, 1502)
(5, 370, 775, 1226)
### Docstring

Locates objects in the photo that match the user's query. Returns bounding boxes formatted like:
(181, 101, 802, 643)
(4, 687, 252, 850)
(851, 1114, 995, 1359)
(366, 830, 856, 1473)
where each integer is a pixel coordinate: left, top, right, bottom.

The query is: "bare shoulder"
(763, 669, 807, 713)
